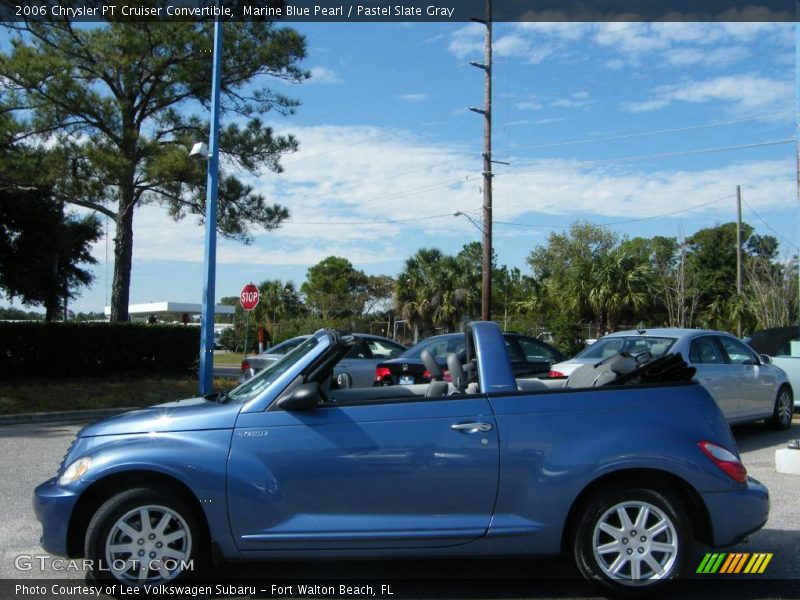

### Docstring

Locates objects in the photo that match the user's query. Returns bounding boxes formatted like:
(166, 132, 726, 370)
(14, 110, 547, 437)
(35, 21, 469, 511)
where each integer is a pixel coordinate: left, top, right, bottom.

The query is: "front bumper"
(702, 476, 770, 547)
(33, 478, 81, 556)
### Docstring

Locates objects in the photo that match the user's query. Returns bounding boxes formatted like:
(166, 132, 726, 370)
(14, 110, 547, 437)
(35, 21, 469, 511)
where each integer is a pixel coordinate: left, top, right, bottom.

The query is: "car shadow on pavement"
(732, 421, 799, 453)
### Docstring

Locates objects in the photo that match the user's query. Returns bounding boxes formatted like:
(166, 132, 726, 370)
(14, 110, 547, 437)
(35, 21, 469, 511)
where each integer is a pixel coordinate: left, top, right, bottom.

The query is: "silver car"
(549, 328, 793, 429)
(241, 333, 406, 388)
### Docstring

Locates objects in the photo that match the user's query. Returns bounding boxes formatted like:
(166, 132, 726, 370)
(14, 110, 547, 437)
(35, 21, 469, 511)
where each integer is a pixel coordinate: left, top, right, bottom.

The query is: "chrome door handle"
(451, 422, 493, 433)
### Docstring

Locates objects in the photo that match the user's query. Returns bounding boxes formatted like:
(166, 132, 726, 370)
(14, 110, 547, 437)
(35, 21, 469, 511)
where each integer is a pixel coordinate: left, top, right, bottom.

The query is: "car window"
(402, 336, 463, 359)
(367, 339, 405, 359)
(268, 337, 307, 356)
(345, 339, 371, 359)
(228, 336, 319, 403)
(689, 337, 726, 364)
(717, 336, 757, 365)
(576, 336, 675, 359)
(504, 339, 526, 362)
(516, 337, 559, 361)
(576, 338, 626, 359)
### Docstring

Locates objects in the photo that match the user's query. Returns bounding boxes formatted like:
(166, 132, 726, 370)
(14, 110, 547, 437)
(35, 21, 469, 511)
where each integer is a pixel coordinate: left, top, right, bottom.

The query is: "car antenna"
(637, 322, 646, 335)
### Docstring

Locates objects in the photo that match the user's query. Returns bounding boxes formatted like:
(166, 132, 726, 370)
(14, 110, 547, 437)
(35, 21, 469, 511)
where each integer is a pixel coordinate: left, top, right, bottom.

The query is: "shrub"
(0, 321, 200, 380)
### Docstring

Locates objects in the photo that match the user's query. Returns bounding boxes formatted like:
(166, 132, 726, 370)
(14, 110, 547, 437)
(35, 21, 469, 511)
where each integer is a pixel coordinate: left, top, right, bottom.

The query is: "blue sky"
(5, 21, 799, 314)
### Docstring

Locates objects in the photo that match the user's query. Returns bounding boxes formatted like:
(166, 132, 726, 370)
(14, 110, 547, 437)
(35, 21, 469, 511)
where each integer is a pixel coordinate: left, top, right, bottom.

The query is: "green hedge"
(0, 322, 200, 380)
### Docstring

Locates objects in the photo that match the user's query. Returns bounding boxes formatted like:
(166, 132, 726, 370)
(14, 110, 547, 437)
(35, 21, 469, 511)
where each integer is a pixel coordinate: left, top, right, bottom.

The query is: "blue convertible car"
(35, 322, 768, 593)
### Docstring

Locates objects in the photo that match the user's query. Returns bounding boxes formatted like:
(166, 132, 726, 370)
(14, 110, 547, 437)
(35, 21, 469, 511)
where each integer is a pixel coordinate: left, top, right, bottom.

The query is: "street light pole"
(199, 16, 223, 396)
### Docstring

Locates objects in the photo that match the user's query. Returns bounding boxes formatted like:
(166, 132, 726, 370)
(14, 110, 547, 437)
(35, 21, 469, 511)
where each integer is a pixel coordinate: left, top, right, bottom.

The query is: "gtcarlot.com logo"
(696, 552, 773, 575)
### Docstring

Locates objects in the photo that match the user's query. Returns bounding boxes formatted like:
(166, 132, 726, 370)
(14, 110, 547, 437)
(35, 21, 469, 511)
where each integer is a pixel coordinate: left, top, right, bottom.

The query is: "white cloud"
(551, 91, 592, 109)
(447, 22, 790, 72)
(89, 124, 794, 272)
(399, 93, 428, 103)
(624, 75, 793, 114)
(447, 23, 484, 58)
(307, 66, 342, 85)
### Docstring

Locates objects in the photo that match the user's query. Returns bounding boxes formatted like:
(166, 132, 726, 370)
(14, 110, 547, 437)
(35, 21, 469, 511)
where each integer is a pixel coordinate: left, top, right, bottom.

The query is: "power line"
(740, 196, 800, 251)
(282, 209, 480, 227)
(502, 112, 793, 154)
(492, 194, 734, 229)
(496, 139, 795, 176)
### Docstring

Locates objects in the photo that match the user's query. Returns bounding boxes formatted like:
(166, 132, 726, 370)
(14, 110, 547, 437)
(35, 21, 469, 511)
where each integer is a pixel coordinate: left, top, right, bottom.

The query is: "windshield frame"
(228, 330, 333, 413)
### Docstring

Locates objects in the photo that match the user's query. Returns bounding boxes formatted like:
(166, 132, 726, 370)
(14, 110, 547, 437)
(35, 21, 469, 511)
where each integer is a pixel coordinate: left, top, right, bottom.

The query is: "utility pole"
(736, 185, 743, 338)
(469, 0, 492, 321)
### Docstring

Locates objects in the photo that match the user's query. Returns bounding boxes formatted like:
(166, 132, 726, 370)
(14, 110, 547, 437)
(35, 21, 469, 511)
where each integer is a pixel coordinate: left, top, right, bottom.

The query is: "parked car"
(745, 326, 800, 410)
(549, 327, 793, 428)
(242, 333, 405, 388)
(35, 322, 769, 593)
(375, 332, 565, 385)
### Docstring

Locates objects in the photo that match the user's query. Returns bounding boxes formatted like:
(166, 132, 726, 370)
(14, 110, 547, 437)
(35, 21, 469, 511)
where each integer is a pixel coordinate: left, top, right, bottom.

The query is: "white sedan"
(549, 327, 793, 429)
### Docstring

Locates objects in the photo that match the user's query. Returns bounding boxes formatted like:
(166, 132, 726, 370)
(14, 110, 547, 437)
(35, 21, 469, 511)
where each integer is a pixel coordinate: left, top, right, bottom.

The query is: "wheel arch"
(67, 470, 210, 558)
(560, 468, 712, 553)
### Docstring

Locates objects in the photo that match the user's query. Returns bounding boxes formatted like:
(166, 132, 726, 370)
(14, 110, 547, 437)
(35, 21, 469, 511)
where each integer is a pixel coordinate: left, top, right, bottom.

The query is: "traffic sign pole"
(239, 282, 260, 358)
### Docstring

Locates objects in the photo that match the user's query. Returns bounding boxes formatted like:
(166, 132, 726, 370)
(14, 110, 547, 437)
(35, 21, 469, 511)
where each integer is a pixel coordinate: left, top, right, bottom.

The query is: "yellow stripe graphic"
(743, 554, 759, 574)
(757, 554, 773, 574)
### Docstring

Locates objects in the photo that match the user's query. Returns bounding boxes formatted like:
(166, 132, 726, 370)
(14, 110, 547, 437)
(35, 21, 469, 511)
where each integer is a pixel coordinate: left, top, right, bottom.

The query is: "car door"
(688, 335, 741, 421)
(227, 392, 499, 551)
(717, 335, 775, 419)
(333, 339, 372, 387)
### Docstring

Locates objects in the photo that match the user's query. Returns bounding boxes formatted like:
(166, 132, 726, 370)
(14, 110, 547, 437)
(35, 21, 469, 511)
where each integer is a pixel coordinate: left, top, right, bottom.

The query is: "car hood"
(77, 397, 242, 438)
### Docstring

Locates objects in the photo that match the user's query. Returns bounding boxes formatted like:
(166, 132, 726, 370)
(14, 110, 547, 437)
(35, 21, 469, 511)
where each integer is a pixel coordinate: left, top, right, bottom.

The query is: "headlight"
(58, 457, 92, 485)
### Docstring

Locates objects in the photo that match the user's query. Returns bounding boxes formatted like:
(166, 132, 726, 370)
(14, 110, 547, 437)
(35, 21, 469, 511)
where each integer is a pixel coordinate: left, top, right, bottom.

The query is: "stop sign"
(240, 283, 260, 311)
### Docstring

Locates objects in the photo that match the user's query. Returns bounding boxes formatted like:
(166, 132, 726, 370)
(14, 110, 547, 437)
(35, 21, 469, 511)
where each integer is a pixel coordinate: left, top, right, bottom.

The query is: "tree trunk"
(109, 191, 135, 322)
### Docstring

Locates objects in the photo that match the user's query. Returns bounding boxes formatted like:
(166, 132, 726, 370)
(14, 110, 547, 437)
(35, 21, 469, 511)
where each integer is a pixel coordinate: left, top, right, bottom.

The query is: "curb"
(0, 407, 136, 426)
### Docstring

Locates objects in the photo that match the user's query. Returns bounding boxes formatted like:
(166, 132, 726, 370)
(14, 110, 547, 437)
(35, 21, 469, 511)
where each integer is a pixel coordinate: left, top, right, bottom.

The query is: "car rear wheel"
(85, 487, 205, 586)
(572, 487, 691, 594)
(766, 386, 793, 430)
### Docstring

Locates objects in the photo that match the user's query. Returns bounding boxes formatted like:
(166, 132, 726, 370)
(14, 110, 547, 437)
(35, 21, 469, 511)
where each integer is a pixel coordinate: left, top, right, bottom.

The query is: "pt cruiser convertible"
(35, 322, 768, 593)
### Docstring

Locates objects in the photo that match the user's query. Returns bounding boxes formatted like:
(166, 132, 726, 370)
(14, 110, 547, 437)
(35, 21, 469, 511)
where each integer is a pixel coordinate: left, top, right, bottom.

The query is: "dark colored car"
(375, 332, 565, 385)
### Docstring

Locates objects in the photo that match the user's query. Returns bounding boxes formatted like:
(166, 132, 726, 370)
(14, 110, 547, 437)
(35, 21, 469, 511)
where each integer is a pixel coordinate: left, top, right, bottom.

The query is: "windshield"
(575, 336, 677, 360)
(227, 336, 319, 403)
(401, 335, 463, 359)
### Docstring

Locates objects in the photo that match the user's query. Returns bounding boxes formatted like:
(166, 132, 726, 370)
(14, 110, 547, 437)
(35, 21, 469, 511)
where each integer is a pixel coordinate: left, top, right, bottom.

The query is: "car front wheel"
(766, 386, 793, 430)
(572, 487, 691, 594)
(85, 488, 204, 586)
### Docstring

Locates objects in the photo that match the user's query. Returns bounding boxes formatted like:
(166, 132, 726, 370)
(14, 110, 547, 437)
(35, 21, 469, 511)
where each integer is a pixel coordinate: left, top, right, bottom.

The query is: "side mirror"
(277, 382, 322, 411)
(759, 354, 773, 365)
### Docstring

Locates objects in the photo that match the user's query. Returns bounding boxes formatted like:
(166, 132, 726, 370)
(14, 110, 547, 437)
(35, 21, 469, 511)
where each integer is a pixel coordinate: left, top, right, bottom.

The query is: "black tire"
(85, 487, 206, 586)
(766, 385, 793, 430)
(572, 487, 692, 595)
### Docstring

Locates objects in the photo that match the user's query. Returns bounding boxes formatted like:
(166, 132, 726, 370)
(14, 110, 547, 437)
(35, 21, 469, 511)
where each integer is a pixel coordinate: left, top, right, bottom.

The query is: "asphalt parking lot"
(0, 417, 798, 600)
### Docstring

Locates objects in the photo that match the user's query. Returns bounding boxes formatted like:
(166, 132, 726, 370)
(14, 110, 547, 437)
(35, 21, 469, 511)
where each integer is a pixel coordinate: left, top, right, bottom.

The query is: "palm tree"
(586, 250, 651, 332)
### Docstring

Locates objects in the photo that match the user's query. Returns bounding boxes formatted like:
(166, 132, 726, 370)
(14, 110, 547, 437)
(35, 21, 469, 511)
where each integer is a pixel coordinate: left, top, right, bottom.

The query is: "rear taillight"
(241, 360, 250, 373)
(699, 441, 747, 484)
(549, 369, 565, 378)
(422, 370, 431, 380)
(375, 367, 391, 382)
